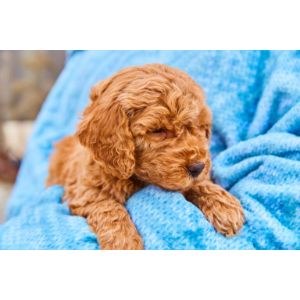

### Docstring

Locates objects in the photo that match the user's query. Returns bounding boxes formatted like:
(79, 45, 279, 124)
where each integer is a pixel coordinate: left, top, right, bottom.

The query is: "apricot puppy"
(47, 63, 244, 249)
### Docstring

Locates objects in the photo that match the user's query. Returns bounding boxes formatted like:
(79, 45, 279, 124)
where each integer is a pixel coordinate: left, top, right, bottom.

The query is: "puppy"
(47, 63, 244, 249)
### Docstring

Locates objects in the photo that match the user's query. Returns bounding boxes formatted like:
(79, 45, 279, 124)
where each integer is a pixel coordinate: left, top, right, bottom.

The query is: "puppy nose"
(188, 162, 205, 178)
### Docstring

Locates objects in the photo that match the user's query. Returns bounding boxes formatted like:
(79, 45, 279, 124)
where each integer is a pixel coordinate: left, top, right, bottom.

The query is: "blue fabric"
(0, 50, 299, 250)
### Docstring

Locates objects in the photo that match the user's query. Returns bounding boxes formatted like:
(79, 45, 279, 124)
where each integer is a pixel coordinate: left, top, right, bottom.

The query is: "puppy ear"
(76, 81, 135, 179)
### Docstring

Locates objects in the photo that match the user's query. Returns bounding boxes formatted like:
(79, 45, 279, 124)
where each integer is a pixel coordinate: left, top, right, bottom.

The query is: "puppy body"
(47, 64, 244, 249)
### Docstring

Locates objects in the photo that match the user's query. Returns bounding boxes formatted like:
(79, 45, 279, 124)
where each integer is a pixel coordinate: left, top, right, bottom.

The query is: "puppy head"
(77, 64, 212, 190)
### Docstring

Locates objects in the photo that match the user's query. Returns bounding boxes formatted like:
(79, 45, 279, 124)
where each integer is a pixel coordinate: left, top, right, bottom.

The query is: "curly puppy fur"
(47, 63, 244, 249)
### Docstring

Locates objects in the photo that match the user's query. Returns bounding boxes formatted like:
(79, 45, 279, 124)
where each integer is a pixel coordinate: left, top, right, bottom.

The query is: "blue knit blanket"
(0, 51, 299, 249)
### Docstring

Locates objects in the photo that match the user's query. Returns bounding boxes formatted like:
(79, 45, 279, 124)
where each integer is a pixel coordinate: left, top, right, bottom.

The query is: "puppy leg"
(185, 181, 244, 236)
(71, 197, 143, 250)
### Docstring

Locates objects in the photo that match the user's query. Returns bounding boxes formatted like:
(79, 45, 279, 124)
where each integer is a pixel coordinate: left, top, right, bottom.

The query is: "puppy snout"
(188, 162, 205, 178)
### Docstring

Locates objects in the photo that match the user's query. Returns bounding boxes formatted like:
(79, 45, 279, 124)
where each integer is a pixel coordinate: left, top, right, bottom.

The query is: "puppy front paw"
(205, 196, 244, 236)
(185, 182, 245, 237)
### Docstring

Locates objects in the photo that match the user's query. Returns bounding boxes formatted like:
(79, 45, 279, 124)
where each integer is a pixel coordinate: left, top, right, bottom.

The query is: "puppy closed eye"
(152, 128, 166, 134)
(149, 128, 174, 139)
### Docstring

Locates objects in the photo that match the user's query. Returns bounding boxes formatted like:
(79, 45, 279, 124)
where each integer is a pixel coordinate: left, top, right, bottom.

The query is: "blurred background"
(0, 50, 65, 222)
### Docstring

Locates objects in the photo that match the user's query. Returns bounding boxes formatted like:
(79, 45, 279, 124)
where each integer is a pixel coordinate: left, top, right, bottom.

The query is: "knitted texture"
(0, 50, 299, 249)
